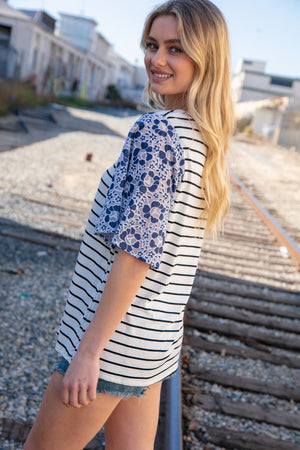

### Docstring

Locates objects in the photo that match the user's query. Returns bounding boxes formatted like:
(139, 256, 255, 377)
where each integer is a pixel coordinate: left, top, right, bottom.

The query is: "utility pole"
(80, 0, 85, 15)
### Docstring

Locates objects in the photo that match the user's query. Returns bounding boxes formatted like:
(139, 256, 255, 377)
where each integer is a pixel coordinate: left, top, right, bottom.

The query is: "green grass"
(0, 81, 138, 115)
(0, 80, 52, 116)
(57, 96, 96, 108)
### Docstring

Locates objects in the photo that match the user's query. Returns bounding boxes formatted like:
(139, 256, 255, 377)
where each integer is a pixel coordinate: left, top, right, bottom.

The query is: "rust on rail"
(230, 172, 300, 272)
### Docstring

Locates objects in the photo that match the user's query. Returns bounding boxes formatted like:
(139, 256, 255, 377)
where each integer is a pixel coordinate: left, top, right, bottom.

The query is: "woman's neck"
(164, 94, 187, 111)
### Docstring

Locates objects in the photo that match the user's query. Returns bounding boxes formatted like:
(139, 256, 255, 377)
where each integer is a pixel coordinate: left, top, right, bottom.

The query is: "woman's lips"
(151, 71, 173, 82)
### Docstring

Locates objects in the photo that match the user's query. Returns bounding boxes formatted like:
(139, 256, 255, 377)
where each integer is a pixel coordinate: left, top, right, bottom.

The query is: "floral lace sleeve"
(94, 112, 185, 269)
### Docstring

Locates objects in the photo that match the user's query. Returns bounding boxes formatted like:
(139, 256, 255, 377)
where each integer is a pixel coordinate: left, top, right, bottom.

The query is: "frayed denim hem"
(53, 357, 148, 399)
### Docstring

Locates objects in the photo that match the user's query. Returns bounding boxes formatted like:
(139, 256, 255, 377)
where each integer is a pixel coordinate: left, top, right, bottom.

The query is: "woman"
(24, 0, 234, 448)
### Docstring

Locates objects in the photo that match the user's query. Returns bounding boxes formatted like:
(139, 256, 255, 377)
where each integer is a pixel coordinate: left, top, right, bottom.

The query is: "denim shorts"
(53, 357, 148, 399)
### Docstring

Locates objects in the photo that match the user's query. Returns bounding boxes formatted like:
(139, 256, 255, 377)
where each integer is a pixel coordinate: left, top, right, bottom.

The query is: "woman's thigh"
(104, 381, 162, 450)
(23, 371, 121, 450)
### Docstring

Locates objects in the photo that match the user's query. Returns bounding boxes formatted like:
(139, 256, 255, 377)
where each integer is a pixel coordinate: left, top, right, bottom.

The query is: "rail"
(161, 171, 300, 449)
(230, 172, 300, 270)
(1, 171, 300, 448)
(164, 363, 182, 450)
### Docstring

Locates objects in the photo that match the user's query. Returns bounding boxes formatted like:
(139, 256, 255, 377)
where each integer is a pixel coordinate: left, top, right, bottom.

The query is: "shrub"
(244, 125, 254, 137)
(235, 115, 253, 134)
(57, 96, 96, 108)
(0, 80, 52, 116)
(105, 84, 122, 102)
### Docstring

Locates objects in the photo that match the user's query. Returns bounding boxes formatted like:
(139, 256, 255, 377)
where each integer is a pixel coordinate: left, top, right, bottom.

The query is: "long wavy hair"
(141, 0, 235, 235)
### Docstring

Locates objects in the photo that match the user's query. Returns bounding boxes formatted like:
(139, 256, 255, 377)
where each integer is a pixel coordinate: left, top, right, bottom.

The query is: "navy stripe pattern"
(55, 109, 207, 386)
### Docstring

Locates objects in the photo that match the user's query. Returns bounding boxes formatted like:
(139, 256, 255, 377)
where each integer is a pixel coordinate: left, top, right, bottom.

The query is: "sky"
(8, 0, 300, 78)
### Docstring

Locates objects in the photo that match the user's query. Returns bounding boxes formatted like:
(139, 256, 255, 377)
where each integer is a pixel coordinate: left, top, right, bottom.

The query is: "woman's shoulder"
(128, 109, 193, 139)
(127, 110, 177, 138)
(132, 109, 187, 126)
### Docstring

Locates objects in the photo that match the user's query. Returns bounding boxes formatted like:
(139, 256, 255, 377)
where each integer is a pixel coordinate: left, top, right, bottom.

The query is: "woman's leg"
(23, 371, 121, 450)
(104, 381, 162, 450)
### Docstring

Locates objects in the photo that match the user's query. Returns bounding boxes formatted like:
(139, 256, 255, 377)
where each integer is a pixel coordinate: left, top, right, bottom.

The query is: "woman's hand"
(61, 352, 100, 408)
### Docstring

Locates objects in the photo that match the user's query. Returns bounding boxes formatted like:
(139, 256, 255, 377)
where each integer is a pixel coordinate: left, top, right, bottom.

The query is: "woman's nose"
(152, 48, 167, 67)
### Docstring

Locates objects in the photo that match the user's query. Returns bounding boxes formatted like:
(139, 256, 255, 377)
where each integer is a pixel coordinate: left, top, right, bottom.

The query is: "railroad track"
(0, 188, 91, 243)
(230, 172, 300, 250)
(1, 174, 300, 450)
(157, 174, 300, 450)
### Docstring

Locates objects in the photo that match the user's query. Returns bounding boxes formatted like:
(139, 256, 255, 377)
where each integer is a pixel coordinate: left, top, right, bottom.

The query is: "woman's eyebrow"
(147, 36, 182, 44)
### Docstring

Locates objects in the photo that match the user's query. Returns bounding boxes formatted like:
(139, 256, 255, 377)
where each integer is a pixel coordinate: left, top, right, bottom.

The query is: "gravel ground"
(230, 135, 300, 245)
(0, 105, 140, 449)
(0, 105, 299, 449)
(0, 236, 78, 449)
(0, 237, 77, 418)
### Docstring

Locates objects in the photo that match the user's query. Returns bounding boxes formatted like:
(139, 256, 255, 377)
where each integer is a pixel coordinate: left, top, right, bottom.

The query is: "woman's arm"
(61, 249, 149, 408)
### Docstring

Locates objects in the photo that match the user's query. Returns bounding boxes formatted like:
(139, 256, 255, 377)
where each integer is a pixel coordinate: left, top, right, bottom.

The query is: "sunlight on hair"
(141, 0, 235, 236)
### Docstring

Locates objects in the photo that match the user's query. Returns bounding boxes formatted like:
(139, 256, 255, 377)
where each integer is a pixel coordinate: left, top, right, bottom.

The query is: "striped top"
(55, 109, 207, 386)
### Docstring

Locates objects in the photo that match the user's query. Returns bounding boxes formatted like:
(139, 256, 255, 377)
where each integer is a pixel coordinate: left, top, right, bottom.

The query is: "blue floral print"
(94, 112, 185, 268)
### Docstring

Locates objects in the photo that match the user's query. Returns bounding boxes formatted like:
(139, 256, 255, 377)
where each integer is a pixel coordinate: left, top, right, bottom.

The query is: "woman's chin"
(150, 84, 170, 96)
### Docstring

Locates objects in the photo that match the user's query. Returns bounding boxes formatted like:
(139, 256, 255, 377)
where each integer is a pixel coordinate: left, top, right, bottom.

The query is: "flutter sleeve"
(94, 112, 185, 268)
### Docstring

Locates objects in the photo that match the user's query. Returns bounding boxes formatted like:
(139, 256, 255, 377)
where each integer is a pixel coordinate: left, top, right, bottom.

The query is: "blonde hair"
(141, 0, 235, 235)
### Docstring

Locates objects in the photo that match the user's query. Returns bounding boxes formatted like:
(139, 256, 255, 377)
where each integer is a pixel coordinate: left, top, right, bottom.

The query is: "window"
(270, 77, 293, 88)
(0, 25, 11, 45)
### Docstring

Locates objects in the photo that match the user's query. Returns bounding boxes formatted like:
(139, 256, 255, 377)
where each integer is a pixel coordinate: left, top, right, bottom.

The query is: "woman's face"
(144, 14, 195, 110)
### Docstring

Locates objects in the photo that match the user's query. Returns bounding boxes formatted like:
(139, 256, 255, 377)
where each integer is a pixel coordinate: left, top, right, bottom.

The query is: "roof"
(19, 9, 41, 20)
(0, 0, 32, 22)
(58, 11, 97, 26)
(20, 9, 56, 33)
(242, 86, 293, 97)
(243, 70, 300, 83)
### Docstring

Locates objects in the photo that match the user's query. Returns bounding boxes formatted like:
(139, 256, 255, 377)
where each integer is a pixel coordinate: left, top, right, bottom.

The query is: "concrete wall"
(236, 59, 266, 74)
(232, 58, 300, 103)
(0, 14, 35, 80)
(56, 14, 96, 52)
(0, 2, 146, 104)
(235, 96, 289, 120)
(277, 98, 300, 151)
(106, 49, 135, 89)
(252, 107, 282, 141)
(243, 72, 300, 99)
(134, 65, 148, 89)
(235, 96, 300, 152)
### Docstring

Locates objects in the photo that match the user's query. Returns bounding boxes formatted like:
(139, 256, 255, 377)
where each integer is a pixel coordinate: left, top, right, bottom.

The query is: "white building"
(234, 60, 300, 152)
(0, 1, 85, 94)
(0, 0, 146, 103)
(56, 13, 98, 53)
(56, 12, 112, 99)
(120, 64, 148, 105)
(232, 59, 300, 103)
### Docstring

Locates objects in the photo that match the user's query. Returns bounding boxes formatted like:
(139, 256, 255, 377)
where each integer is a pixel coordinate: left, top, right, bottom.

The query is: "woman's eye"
(170, 47, 182, 54)
(145, 42, 157, 50)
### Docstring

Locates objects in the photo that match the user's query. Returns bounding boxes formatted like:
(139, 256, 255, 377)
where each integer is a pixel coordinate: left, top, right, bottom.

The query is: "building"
(0, 0, 87, 94)
(19, 9, 56, 33)
(121, 64, 148, 105)
(0, 0, 146, 103)
(0, 1, 33, 80)
(56, 12, 112, 99)
(232, 59, 300, 103)
(234, 60, 300, 152)
(56, 13, 146, 102)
